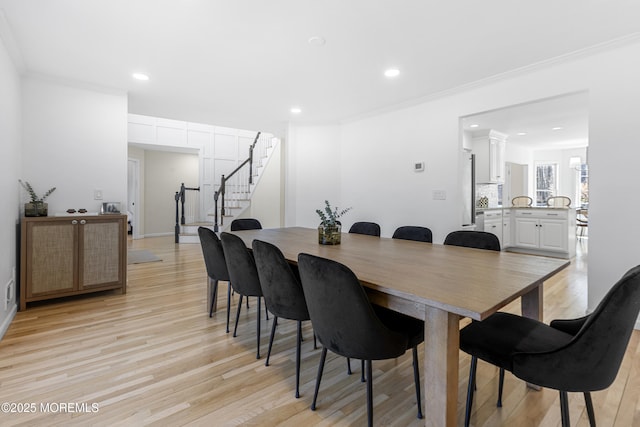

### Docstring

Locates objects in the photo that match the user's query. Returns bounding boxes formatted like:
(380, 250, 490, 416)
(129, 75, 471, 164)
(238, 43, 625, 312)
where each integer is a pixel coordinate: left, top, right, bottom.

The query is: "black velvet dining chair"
(230, 218, 262, 231)
(348, 221, 381, 237)
(298, 253, 424, 426)
(220, 232, 265, 359)
(252, 239, 315, 398)
(197, 227, 232, 332)
(392, 226, 433, 243)
(460, 265, 640, 427)
(443, 230, 500, 251)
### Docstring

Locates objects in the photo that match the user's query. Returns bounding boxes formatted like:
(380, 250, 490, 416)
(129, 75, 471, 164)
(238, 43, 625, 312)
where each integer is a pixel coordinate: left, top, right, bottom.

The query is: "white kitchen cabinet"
(483, 209, 503, 248)
(502, 209, 512, 248)
(512, 209, 574, 258)
(473, 130, 508, 184)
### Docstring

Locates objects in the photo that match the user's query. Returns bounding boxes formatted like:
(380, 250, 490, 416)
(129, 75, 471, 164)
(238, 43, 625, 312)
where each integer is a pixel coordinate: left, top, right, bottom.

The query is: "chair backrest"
(443, 230, 501, 251)
(197, 227, 229, 281)
(220, 232, 262, 297)
(547, 196, 571, 208)
(298, 253, 407, 360)
(253, 239, 309, 321)
(392, 226, 433, 243)
(511, 196, 533, 207)
(513, 265, 640, 392)
(230, 218, 262, 231)
(348, 221, 381, 237)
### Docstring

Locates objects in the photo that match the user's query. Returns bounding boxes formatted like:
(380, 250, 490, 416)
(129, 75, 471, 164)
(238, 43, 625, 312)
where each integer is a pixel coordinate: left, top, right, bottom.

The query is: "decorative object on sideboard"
(101, 202, 121, 214)
(316, 200, 351, 245)
(19, 179, 56, 217)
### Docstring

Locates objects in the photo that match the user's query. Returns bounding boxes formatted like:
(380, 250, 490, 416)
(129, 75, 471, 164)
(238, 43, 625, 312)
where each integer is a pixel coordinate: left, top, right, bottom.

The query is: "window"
(579, 163, 589, 207)
(535, 163, 558, 206)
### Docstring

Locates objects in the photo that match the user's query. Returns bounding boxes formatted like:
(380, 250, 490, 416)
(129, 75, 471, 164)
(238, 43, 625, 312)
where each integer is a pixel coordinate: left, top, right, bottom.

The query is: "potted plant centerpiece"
(316, 200, 351, 245)
(19, 180, 56, 217)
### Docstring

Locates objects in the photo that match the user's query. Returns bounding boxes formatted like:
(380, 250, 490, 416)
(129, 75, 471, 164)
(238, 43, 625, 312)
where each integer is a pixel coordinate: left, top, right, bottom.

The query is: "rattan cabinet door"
(79, 219, 124, 288)
(26, 220, 78, 297)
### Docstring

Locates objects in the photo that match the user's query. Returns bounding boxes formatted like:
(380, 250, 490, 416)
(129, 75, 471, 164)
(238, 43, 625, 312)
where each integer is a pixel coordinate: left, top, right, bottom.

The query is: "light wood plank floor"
(1, 236, 638, 426)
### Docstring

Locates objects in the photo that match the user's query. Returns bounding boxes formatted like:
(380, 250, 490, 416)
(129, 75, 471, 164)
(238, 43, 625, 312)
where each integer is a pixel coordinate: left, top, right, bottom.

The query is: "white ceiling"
(462, 92, 590, 150)
(1, 1, 639, 134)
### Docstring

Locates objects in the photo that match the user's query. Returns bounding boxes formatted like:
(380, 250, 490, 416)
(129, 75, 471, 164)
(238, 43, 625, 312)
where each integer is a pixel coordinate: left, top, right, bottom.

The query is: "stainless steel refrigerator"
(461, 151, 477, 228)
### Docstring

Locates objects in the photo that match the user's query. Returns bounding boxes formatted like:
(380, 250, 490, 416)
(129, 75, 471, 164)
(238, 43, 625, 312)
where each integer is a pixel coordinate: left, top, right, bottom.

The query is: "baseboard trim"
(0, 303, 17, 340)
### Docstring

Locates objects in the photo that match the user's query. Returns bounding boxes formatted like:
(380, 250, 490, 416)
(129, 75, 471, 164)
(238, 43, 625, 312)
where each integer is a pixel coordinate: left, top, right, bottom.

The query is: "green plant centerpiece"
(316, 200, 351, 245)
(19, 180, 56, 217)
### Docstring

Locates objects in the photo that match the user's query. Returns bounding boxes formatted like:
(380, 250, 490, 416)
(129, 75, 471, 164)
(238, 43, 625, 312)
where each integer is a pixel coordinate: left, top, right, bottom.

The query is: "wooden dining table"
(228, 227, 570, 426)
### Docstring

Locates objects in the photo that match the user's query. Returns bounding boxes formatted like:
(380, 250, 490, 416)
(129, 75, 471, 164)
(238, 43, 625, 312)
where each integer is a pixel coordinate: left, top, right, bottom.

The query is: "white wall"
(143, 150, 199, 236)
(21, 77, 127, 215)
(285, 125, 342, 228)
(287, 40, 640, 321)
(0, 36, 21, 337)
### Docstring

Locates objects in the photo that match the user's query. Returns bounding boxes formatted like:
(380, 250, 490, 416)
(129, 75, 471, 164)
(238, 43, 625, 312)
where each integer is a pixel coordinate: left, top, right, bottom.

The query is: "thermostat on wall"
(414, 162, 425, 172)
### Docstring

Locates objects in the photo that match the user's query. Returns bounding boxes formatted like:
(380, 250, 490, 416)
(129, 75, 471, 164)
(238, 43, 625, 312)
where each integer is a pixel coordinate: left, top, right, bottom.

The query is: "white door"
(127, 158, 141, 239)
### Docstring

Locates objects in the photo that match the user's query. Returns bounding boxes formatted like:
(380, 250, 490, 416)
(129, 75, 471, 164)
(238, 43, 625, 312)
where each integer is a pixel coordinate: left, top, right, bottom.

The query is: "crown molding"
(0, 8, 25, 72)
(341, 33, 640, 125)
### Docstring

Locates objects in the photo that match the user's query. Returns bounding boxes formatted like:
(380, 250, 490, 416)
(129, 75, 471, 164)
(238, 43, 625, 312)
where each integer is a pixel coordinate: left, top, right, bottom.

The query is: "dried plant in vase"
(316, 200, 351, 245)
(19, 180, 56, 217)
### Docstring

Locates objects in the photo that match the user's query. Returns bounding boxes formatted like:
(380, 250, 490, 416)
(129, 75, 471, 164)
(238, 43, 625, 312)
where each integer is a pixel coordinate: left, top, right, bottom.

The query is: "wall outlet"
(94, 190, 103, 200)
(4, 279, 13, 310)
(433, 190, 447, 200)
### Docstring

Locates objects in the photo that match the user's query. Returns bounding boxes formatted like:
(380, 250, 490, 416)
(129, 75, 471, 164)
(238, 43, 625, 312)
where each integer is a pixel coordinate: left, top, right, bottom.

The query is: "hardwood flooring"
(0, 236, 638, 426)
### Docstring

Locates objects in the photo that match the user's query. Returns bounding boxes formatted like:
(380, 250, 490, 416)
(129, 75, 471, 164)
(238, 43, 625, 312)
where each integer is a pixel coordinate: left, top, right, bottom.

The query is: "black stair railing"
(214, 132, 261, 231)
(174, 182, 200, 243)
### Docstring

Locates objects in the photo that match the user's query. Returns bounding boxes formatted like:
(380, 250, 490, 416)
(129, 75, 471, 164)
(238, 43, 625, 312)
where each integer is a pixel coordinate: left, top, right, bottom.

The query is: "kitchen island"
(477, 206, 576, 259)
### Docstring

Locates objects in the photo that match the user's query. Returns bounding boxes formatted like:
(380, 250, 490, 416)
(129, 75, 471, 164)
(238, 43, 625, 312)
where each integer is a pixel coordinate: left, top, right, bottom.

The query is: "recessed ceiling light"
(290, 107, 302, 114)
(308, 36, 326, 46)
(552, 127, 564, 130)
(384, 68, 400, 78)
(470, 124, 479, 128)
(517, 132, 527, 136)
(132, 73, 149, 81)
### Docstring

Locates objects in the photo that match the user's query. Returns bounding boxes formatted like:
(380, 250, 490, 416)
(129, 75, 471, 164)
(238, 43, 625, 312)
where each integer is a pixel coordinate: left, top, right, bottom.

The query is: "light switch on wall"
(433, 190, 447, 200)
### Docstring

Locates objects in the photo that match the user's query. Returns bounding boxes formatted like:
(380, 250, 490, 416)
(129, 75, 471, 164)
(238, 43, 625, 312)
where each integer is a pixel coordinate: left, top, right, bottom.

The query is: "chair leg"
(233, 295, 243, 337)
(256, 297, 261, 359)
(311, 347, 328, 411)
(265, 316, 278, 367)
(226, 283, 232, 333)
(412, 346, 423, 419)
(465, 356, 478, 427)
(584, 392, 595, 426)
(347, 358, 352, 375)
(497, 367, 505, 407)
(209, 279, 219, 317)
(559, 390, 570, 427)
(313, 332, 317, 350)
(265, 299, 269, 320)
(365, 359, 373, 427)
(295, 320, 302, 398)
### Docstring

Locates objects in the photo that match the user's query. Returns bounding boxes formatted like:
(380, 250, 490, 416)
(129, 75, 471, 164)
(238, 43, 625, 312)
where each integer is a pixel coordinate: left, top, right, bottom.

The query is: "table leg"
(423, 306, 460, 427)
(521, 281, 543, 321)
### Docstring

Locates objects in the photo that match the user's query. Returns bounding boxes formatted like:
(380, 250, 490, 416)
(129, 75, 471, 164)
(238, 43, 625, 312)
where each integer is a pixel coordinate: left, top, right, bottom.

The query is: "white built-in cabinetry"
(481, 207, 574, 258)
(473, 130, 508, 184)
(482, 208, 511, 249)
(512, 208, 575, 258)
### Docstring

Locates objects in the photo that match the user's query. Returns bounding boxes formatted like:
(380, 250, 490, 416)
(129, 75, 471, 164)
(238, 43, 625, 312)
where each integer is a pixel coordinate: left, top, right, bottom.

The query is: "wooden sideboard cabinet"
(20, 215, 127, 310)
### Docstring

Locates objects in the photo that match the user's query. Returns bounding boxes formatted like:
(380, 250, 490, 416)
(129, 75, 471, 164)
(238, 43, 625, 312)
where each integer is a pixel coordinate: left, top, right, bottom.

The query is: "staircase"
(175, 132, 277, 243)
